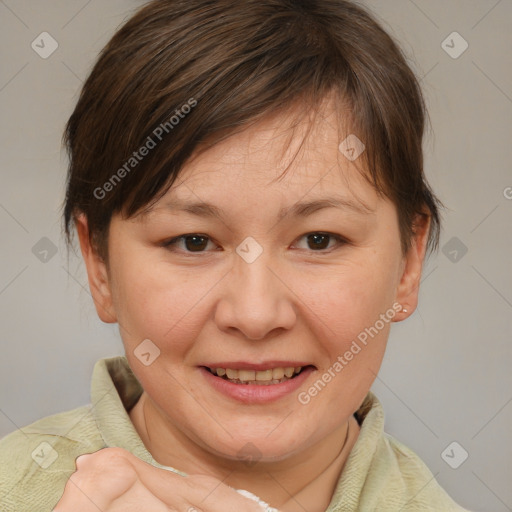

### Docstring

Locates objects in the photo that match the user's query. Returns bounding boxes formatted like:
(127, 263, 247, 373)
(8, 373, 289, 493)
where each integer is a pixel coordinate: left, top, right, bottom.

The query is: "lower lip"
(200, 366, 314, 404)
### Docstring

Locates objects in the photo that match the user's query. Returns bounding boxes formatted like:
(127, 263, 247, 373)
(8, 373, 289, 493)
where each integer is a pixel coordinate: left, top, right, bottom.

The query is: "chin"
(199, 428, 314, 464)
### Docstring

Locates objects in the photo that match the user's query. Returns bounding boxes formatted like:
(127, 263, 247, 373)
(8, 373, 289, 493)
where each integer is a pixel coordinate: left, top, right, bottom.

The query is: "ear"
(394, 212, 431, 322)
(75, 214, 117, 323)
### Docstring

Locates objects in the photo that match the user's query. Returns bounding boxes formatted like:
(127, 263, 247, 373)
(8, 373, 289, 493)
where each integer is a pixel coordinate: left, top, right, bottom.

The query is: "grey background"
(0, 1, 511, 510)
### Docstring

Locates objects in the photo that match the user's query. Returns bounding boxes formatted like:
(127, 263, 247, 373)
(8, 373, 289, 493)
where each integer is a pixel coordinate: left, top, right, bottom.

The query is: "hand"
(53, 447, 273, 512)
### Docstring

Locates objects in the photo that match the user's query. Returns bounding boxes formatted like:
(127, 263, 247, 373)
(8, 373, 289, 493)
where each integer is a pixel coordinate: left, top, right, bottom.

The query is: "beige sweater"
(0, 356, 471, 511)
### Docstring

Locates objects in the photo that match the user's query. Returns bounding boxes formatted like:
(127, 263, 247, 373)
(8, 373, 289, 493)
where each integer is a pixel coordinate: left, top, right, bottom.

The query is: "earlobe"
(393, 213, 431, 322)
(75, 214, 117, 323)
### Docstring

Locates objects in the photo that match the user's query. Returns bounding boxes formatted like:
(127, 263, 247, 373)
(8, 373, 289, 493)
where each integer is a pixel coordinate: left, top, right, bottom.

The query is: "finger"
(104, 449, 271, 512)
(54, 450, 139, 511)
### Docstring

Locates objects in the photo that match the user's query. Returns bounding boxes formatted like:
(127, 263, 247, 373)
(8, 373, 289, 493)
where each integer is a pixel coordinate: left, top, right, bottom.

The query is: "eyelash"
(162, 232, 348, 255)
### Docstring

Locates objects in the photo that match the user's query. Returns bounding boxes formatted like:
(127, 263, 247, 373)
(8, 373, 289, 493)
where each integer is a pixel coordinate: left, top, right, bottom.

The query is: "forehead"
(152, 96, 379, 214)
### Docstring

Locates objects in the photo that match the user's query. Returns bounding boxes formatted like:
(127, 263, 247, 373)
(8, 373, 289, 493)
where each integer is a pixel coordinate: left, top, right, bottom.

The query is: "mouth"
(204, 365, 312, 385)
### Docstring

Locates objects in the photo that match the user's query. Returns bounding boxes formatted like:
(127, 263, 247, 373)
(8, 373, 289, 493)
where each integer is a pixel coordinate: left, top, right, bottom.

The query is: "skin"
(73, 95, 430, 511)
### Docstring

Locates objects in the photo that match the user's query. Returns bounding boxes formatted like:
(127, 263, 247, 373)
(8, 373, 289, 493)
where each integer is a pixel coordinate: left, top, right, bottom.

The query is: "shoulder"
(345, 392, 472, 511)
(0, 404, 105, 512)
(379, 432, 472, 511)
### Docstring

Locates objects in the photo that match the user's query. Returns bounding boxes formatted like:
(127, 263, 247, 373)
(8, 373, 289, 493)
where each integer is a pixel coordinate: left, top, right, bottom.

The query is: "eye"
(162, 232, 347, 255)
(163, 234, 217, 253)
(293, 232, 347, 252)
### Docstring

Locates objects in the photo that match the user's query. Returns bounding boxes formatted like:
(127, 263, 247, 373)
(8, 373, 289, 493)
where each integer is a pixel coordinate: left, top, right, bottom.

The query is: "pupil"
(183, 234, 330, 252)
(308, 233, 329, 250)
(185, 235, 207, 251)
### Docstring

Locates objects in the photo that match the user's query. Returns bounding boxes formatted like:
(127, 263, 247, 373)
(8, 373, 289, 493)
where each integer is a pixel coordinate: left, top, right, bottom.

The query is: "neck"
(129, 392, 360, 512)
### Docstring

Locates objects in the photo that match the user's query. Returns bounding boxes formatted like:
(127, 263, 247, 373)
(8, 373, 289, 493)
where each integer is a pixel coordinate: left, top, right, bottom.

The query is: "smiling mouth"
(205, 366, 310, 385)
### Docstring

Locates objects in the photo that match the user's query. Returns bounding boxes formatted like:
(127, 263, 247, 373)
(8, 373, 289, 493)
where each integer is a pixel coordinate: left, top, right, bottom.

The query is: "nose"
(214, 249, 297, 341)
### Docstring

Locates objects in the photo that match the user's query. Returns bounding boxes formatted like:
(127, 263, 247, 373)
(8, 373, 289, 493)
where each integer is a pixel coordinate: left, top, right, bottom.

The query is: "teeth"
(226, 368, 238, 379)
(256, 369, 273, 381)
(211, 366, 304, 384)
(238, 370, 256, 382)
(272, 367, 285, 379)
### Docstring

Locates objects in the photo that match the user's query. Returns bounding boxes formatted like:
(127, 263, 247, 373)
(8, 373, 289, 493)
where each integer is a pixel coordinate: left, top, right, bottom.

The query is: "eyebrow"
(163, 195, 374, 221)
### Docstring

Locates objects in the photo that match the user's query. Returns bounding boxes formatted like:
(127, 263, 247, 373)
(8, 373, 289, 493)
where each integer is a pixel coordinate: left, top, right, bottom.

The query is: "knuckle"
(76, 447, 131, 469)
(94, 446, 130, 462)
(75, 452, 93, 470)
(72, 447, 138, 492)
(57, 448, 142, 507)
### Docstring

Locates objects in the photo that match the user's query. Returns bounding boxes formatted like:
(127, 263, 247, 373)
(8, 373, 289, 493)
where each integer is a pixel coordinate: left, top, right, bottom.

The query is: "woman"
(0, 0, 471, 510)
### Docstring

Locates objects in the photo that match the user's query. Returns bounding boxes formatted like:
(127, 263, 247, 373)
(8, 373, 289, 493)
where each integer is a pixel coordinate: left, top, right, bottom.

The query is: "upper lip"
(201, 361, 313, 371)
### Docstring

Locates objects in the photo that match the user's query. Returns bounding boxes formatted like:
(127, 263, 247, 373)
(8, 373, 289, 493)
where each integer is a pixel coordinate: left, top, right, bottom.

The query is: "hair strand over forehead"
(62, 0, 442, 261)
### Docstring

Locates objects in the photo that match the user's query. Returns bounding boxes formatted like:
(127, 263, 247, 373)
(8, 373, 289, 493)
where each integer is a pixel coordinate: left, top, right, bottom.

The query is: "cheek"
(109, 229, 400, 366)
(292, 262, 396, 416)
(110, 254, 213, 355)
(293, 254, 398, 345)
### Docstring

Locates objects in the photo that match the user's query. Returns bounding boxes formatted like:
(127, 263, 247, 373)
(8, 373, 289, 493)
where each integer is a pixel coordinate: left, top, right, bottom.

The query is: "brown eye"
(307, 233, 330, 250)
(295, 232, 346, 252)
(163, 232, 346, 255)
(183, 235, 209, 251)
(164, 234, 213, 253)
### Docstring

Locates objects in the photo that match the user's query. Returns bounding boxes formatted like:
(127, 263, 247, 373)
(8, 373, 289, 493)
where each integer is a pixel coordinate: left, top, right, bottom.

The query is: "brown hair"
(63, 0, 442, 261)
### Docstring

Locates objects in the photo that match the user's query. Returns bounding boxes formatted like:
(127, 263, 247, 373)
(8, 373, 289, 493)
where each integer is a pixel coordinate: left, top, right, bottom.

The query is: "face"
(79, 96, 428, 464)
